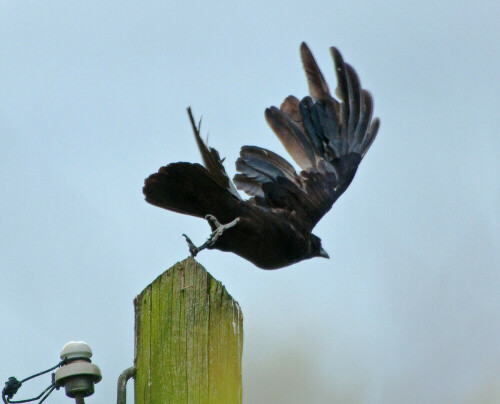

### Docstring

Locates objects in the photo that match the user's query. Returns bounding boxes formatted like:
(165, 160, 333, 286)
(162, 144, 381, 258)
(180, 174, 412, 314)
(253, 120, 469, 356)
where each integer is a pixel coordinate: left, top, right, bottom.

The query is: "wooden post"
(134, 257, 243, 404)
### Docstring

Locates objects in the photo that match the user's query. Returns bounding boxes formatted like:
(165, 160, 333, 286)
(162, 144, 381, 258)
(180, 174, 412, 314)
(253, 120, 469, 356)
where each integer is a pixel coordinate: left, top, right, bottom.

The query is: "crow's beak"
(319, 247, 330, 259)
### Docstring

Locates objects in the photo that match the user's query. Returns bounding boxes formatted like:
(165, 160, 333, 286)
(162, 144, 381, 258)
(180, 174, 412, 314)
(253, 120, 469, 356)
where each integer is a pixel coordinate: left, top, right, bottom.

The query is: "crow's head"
(308, 234, 329, 260)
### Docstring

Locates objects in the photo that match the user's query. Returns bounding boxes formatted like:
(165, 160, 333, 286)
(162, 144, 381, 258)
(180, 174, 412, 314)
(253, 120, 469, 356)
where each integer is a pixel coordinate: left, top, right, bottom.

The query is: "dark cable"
(6, 382, 54, 403)
(2, 378, 21, 400)
(2, 361, 64, 404)
(19, 362, 63, 385)
(37, 386, 56, 404)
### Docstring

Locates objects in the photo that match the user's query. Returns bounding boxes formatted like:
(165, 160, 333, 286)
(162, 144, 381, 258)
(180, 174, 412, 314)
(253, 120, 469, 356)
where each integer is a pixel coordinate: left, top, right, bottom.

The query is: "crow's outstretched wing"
(234, 43, 380, 232)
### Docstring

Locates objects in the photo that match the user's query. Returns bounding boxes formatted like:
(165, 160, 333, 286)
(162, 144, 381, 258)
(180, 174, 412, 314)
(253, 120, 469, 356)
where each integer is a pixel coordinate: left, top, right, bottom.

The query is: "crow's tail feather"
(143, 162, 241, 222)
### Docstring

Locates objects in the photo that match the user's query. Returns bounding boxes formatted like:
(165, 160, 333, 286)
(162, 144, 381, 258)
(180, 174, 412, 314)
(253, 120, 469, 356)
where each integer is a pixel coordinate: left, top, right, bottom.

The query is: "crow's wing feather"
(361, 118, 380, 158)
(264, 106, 318, 169)
(236, 146, 299, 183)
(234, 146, 300, 198)
(187, 107, 242, 200)
(280, 95, 302, 124)
(234, 145, 339, 232)
(300, 42, 330, 101)
(235, 43, 379, 231)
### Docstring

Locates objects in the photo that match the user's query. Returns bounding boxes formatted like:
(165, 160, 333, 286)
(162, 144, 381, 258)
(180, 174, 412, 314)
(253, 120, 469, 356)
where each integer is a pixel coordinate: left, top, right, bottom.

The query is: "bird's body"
(144, 161, 324, 269)
(143, 43, 379, 269)
(205, 205, 318, 270)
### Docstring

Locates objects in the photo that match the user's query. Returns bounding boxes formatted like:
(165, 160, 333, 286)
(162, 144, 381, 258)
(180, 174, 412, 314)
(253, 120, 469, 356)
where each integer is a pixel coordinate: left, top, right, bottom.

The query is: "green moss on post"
(134, 257, 243, 404)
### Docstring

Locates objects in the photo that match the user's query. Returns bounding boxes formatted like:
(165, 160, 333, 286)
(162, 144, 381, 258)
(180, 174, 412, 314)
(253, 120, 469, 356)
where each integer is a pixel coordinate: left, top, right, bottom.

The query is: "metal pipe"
(74, 395, 85, 404)
(117, 367, 136, 404)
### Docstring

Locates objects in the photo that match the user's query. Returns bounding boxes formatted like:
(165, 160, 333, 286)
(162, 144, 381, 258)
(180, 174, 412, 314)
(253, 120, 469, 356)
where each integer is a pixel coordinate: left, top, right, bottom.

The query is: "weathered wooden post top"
(134, 257, 243, 404)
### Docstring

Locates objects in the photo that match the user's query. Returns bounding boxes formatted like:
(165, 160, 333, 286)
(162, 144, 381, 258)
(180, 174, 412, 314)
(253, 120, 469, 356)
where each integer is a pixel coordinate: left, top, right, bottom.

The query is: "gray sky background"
(1, 1, 499, 403)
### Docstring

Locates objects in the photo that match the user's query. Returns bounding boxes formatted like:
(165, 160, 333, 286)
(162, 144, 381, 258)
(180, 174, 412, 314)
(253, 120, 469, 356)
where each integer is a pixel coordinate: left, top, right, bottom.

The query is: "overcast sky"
(1, 1, 499, 403)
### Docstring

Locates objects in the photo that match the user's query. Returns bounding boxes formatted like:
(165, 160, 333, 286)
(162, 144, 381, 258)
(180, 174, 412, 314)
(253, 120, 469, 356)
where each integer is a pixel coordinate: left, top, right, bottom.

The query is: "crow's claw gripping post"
(204, 214, 240, 246)
(182, 233, 199, 256)
(182, 215, 240, 257)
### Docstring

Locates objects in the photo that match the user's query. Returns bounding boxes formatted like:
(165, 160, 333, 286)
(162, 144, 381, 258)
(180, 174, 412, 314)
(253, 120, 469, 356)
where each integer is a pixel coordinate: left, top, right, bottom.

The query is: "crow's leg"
(182, 215, 240, 257)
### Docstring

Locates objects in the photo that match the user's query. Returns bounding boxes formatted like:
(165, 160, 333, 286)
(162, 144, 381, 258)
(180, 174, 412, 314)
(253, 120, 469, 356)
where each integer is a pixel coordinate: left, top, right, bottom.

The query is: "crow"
(143, 43, 379, 269)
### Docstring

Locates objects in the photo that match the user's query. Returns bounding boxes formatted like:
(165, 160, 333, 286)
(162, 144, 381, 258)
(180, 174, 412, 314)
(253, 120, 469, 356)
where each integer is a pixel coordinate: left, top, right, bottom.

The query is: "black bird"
(143, 43, 379, 269)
